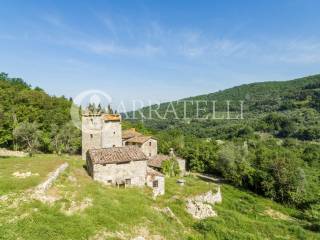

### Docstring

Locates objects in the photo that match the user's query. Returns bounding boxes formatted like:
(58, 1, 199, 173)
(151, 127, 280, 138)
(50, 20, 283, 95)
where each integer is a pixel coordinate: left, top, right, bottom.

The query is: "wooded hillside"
(129, 74, 320, 141)
(0, 73, 80, 154)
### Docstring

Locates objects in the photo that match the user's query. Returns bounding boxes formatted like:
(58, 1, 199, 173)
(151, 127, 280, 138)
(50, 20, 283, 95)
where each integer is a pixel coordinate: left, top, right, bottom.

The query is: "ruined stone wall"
(177, 159, 186, 176)
(93, 160, 147, 186)
(140, 139, 157, 158)
(146, 175, 165, 196)
(0, 148, 27, 157)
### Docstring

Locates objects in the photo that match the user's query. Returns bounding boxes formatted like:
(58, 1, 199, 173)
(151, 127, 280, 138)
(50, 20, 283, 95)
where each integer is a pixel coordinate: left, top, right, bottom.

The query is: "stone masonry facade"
(83, 113, 165, 195)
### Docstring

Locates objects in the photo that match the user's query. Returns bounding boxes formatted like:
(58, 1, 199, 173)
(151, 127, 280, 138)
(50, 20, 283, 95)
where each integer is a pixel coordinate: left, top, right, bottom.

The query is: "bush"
(161, 158, 181, 177)
(302, 145, 320, 165)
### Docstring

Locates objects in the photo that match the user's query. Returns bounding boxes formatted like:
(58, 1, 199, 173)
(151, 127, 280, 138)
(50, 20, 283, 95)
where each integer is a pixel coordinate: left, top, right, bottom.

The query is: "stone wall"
(82, 115, 102, 160)
(34, 163, 69, 193)
(140, 139, 157, 158)
(0, 148, 27, 157)
(177, 158, 186, 176)
(101, 121, 122, 148)
(93, 160, 147, 187)
(146, 174, 165, 196)
(186, 187, 222, 219)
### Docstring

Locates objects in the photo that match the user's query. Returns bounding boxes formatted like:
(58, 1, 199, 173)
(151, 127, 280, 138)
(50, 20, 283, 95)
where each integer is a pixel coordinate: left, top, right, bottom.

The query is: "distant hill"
(127, 74, 320, 140)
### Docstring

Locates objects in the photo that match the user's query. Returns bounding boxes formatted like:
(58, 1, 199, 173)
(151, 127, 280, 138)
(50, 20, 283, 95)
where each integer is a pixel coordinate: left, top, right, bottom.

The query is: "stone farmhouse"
(82, 112, 185, 196)
(122, 128, 158, 158)
(122, 128, 186, 175)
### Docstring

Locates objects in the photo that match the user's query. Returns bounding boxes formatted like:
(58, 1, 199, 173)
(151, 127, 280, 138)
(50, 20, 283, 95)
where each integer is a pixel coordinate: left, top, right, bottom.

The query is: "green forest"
(0, 73, 80, 154)
(125, 74, 320, 232)
(1, 72, 320, 233)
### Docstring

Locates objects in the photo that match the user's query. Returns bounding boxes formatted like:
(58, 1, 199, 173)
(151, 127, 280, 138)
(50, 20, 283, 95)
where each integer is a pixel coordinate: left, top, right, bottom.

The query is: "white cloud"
(36, 13, 320, 64)
(42, 14, 65, 28)
(262, 39, 320, 64)
(81, 41, 164, 57)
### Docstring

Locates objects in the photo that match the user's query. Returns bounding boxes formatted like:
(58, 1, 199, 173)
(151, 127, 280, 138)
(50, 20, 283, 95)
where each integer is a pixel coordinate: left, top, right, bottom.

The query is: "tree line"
(0, 73, 81, 155)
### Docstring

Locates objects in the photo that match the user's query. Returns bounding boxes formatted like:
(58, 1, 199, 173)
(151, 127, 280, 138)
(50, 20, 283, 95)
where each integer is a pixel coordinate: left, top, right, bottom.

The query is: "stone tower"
(101, 114, 122, 148)
(82, 113, 103, 160)
(82, 113, 122, 160)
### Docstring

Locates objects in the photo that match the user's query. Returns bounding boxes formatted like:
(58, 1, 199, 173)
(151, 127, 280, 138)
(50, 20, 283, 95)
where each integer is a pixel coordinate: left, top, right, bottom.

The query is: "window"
(107, 180, 112, 184)
(125, 178, 131, 185)
(113, 145, 116, 147)
(153, 180, 158, 188)
(113, 131, 116, 135)
(90, 134, 93, 139)
(149, 153, 151, 157)
(149, 142, 152, 146)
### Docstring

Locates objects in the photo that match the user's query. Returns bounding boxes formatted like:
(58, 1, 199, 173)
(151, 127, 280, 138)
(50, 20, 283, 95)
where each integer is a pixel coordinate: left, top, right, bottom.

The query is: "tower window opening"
(90, 134, 93, 139)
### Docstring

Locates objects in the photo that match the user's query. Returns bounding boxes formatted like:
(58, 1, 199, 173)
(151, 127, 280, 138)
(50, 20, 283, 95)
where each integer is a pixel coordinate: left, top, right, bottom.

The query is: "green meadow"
(0, 155, 319, 240)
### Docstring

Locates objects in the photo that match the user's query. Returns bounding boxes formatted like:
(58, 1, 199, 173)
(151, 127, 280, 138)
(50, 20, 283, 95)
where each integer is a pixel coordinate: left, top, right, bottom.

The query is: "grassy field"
(0, 155, 319, 240)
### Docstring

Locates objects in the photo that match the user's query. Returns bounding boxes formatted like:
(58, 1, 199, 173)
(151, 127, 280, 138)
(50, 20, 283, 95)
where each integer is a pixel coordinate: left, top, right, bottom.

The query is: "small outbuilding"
(86, 146, 148, 187)
(148, 150, 186, 176)
(146, 167, 165, 197)
(86, 145, 165, 195)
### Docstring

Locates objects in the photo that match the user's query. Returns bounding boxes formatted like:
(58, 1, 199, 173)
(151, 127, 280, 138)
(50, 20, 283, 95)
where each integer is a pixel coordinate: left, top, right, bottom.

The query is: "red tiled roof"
(147, 167, 164, 177)
(148, 154, 185, 168)
(147, 154, 170, 168)
(103, 114, 121, 121)
(122, 128, 143, 140)
(88, 146, 147, 164)
(125, 136, 153, 144)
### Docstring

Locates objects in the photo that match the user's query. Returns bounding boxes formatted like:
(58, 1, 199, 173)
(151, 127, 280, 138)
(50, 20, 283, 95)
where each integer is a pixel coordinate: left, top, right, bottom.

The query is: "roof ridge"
(88, 146, 147, 165)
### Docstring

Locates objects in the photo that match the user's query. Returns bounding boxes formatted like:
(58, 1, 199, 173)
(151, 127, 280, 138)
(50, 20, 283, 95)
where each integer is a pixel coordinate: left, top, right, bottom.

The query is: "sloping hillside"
(0, 72, 80, 153)
(132, 74, 320, 116)
(128, 74, 320, 141)
(0, 155, 319, 240)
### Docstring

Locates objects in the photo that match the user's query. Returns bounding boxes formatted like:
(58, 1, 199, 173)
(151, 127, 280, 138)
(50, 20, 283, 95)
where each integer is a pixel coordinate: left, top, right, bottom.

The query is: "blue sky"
(1, 0, 320, 108)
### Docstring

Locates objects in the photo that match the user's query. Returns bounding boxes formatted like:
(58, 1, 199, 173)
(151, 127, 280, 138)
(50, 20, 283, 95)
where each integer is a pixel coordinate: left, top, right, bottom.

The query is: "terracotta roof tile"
(88, 146, 147, 164)
(103, 114, 121, 121)
(122, 128, 143, 140)
(148, 154, 185, 168)
(147, 167, 164, 177)
(147, 154, 170, 168)
(126, 136, 153, 144)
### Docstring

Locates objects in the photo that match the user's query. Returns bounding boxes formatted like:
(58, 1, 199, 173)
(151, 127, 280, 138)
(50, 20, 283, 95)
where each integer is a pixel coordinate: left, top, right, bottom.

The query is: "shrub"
(161, 157, 181, 177)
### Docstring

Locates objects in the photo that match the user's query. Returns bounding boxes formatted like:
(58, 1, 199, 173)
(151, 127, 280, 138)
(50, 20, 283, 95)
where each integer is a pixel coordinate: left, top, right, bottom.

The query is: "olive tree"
(13, 122, 42, 155)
